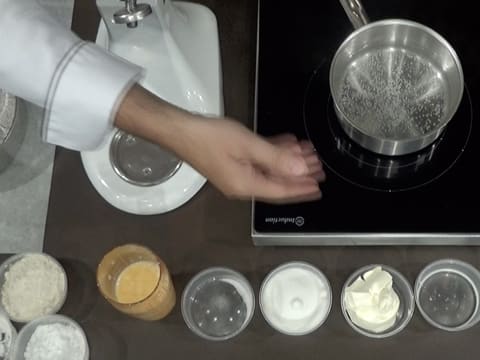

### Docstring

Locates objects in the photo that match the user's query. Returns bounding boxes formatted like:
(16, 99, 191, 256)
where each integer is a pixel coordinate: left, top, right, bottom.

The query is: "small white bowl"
(10, 314, 89, 360)
(0, 253, 68, 323)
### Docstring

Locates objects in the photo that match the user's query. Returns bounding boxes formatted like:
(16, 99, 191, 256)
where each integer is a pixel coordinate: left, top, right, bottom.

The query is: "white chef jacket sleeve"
(0, 0, 143, 150)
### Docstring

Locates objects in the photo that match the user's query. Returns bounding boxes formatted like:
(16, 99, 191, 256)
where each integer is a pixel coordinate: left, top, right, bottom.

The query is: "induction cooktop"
(252, 0, 480, 245)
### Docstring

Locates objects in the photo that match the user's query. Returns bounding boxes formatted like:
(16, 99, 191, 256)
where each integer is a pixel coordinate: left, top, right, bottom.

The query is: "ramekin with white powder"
(10, 314, 89, 360)
(260, 261, 332, 335)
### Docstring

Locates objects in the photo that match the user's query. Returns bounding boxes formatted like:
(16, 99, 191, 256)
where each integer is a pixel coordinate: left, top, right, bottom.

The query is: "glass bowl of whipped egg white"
(341, 264, 415, 338)
(415, 259, 480, 331)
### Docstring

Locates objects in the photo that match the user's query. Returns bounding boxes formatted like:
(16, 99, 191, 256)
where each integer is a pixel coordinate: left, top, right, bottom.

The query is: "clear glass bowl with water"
(181, 267, 255, 341)
(415, 259, 480, 331)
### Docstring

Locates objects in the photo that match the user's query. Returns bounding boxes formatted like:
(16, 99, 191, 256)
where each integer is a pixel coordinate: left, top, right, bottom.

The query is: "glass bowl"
(0, 306, 17, 360)
(96, 244, 176, 321)
(341, 264, 414, 338)
(0, 253, 68, 323)
(10, 314, 89, 360)
(181, 267, 255, 341)
(415, 258, 480, 331)
(259, 261, 332, 336)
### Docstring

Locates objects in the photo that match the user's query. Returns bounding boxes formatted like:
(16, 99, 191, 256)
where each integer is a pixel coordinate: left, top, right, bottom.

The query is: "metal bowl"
(330, 1, 463, 156)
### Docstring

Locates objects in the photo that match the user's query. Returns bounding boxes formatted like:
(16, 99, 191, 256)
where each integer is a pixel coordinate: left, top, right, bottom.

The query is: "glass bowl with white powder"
(10, 314, 89, 360)
(181, 267, 255, 341)
(341, 264, 414, 338)
(259, 261, 332, 336)
(0, 253, 68, 323)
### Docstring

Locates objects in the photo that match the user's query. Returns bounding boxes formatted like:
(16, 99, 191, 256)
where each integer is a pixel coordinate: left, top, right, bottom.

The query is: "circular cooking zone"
(303, 63, 472, 192)
(109, 130, 182, 187)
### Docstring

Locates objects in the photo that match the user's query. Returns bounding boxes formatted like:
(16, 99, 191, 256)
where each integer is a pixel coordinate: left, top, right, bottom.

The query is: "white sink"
(81, 0, 223, 215)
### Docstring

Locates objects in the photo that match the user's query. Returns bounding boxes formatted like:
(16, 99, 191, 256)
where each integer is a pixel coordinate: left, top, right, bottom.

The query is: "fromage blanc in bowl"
(260, 261, 332, 335)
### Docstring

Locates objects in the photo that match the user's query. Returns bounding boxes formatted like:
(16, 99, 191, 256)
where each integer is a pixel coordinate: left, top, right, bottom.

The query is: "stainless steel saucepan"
(330, 0, 464, 156)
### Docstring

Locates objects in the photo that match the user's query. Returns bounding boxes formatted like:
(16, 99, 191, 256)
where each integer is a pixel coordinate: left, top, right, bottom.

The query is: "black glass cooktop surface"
(252, 0, 480, 243)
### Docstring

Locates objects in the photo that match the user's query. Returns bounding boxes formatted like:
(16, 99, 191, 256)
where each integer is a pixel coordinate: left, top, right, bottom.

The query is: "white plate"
(81, 130, 206, 215)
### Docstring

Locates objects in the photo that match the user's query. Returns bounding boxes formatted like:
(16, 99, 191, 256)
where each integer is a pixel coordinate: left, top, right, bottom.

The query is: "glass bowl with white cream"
(415, 259, 480, 331)
(259, 261, 332, 336)
(341, 264, 414, 338)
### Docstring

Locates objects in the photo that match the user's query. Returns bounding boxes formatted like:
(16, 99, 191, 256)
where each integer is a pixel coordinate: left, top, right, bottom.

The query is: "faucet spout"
(113, 0, 152, 28)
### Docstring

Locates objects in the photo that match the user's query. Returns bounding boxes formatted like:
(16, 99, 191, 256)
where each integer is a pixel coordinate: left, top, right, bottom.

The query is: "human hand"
(115, 84, 325, 203)
(171, 116, 325, 203)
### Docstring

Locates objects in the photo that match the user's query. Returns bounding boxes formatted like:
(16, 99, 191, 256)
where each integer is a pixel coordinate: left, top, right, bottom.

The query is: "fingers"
(297, 140, 325, 181)
(212, 129, 326, 203)
(304, 153, 322, 167)
(254, 143, 310, 177)
(251, 134, 324, 178)
(299, 140, 316, 153)
(311, 169, 326, 182)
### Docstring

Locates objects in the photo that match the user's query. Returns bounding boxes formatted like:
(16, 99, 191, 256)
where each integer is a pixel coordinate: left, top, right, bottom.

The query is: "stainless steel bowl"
(330, 2, 464, 156)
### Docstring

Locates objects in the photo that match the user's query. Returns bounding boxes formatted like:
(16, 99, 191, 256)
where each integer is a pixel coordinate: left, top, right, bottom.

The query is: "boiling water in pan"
(339, 48, 448, 140)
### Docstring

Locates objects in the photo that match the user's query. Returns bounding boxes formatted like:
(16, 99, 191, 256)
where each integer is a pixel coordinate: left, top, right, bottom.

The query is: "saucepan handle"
(338, 0, 370, 29)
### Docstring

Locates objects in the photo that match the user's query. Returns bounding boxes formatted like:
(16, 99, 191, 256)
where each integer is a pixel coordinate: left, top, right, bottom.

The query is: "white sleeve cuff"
(43, 42, 143, 151)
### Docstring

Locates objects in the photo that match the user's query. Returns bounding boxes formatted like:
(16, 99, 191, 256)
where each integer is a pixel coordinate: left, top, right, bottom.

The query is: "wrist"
(114, 83, 195, 154)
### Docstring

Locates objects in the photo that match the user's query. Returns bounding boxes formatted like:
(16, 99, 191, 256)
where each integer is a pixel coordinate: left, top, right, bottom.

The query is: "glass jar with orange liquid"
(96, 244, 175, 320)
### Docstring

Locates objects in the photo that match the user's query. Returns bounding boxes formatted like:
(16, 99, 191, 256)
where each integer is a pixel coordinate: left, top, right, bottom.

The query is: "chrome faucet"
(113, 0, 152, 28)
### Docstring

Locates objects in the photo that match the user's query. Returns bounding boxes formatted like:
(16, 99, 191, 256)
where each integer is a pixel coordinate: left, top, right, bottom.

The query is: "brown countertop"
(42, 1, 480, 359)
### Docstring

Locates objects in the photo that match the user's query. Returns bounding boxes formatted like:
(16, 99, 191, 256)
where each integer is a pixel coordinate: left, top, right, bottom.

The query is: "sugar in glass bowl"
(10, 314, 89, 360)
